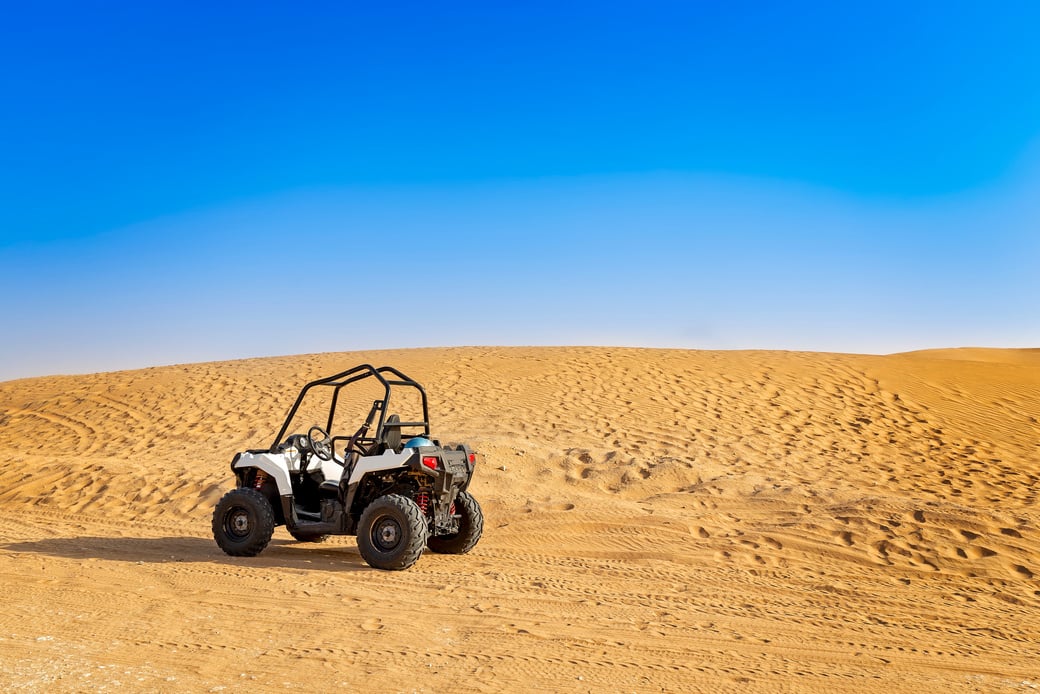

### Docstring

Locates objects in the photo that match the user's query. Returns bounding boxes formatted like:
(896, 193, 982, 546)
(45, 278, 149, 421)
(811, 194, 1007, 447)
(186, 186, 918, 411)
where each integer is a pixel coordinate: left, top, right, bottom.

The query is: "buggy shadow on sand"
(212, 364, 482, 570)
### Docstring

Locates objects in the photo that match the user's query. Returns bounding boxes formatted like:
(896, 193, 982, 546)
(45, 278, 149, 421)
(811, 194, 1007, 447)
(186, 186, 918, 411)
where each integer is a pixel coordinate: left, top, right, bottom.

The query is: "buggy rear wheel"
(213, 487, 276, 557)
(428, 491, 483, 554)
(356, 494, 428, 570)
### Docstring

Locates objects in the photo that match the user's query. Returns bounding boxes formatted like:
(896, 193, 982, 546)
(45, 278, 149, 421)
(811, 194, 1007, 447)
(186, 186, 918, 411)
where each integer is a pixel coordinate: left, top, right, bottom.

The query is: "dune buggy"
(212, 364, 482, 570)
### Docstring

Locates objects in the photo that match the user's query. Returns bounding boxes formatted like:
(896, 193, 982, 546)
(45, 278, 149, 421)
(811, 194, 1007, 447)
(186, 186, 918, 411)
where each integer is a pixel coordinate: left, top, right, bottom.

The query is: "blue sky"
(2, 2, 1039, 380)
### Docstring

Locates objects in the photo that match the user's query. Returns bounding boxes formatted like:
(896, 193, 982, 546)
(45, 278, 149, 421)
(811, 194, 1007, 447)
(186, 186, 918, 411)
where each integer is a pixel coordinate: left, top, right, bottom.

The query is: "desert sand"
(0, 346, 1037, 692)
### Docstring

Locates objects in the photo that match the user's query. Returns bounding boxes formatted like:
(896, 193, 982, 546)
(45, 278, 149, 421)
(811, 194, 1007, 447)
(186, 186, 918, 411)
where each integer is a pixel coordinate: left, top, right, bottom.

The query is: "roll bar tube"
(270, 364, 431, 452)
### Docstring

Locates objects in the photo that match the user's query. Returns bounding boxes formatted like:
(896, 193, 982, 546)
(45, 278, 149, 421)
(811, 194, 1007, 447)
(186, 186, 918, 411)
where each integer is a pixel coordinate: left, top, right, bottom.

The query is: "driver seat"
(371, 413, 402, 455)
(380, 416, 399, 453)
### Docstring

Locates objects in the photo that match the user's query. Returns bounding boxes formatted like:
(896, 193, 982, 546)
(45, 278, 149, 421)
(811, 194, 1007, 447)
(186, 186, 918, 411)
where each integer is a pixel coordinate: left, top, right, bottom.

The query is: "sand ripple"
(0, 347, 1037, 691)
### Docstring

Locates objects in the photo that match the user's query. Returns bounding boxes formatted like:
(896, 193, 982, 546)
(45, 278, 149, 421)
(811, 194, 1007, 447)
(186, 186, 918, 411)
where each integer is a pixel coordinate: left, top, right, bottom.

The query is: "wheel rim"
(372, 516, 402, 551)
(225, 508, 251, 539)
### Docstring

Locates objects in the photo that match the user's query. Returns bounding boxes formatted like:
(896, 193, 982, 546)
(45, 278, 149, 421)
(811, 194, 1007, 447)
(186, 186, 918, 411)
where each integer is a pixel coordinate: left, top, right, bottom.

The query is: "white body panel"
(232, 448, 415, 496)
(318, 457, 345, 485)
(347, 450, 413, 485)
(232, 451, 295, 495)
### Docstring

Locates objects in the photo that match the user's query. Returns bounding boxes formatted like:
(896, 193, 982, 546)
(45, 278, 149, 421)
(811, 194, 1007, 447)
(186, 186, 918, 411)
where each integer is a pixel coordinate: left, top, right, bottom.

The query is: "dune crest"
(1, 347, 1038, 691)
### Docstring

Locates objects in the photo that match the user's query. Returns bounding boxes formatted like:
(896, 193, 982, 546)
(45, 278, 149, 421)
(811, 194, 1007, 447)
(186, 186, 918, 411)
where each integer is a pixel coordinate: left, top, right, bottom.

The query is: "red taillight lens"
(422, 456, 438, 470)
(469, 454, 476, 463)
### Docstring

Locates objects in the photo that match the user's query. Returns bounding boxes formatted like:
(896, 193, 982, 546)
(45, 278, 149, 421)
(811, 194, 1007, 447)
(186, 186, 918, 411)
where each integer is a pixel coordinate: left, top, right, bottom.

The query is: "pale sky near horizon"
(2, 2, 1039, 381)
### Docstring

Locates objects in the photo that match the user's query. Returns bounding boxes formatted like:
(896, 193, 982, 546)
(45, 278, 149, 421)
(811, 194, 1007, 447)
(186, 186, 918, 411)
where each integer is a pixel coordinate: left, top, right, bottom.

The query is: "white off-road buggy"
(212, 364, 482, 570)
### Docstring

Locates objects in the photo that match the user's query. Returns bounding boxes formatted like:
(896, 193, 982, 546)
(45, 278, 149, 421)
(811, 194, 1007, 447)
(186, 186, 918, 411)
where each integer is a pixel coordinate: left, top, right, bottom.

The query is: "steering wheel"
(307, 425, 334, 461)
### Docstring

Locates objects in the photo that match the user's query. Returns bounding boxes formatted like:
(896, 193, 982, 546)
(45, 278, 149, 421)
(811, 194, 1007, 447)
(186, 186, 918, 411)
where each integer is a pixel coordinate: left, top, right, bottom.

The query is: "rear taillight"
(422, 456, 438, 470)
(469, 454, 476, 463)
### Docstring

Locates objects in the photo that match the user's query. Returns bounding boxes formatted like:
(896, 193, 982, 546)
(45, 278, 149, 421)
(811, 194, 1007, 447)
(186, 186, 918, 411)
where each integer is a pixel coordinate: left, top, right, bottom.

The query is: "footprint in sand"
(1011, 564, 1034, 579)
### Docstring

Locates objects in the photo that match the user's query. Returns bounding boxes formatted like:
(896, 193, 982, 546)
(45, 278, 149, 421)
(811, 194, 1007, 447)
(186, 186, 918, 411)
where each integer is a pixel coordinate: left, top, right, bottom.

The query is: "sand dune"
(0, 347, 1037, 692)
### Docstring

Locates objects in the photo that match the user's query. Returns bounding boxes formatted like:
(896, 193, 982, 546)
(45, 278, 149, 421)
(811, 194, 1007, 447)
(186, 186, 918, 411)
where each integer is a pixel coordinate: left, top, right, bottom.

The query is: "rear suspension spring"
(415, 491, 430, 515)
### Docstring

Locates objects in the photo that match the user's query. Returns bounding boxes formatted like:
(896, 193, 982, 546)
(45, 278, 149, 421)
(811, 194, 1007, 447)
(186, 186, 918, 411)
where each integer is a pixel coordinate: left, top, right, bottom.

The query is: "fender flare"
(232, 451, 294, 496)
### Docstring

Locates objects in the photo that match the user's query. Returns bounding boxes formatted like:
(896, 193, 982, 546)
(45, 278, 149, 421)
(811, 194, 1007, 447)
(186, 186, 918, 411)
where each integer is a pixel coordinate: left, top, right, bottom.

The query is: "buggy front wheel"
(213, 487, 276, 557)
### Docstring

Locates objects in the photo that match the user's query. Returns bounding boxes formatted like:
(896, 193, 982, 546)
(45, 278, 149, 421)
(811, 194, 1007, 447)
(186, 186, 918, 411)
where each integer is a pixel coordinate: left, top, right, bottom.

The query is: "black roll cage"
(270, 364, 431, 453)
